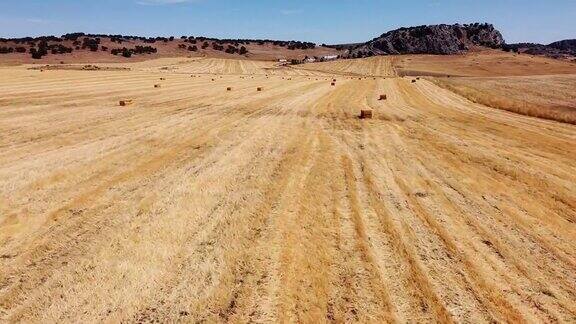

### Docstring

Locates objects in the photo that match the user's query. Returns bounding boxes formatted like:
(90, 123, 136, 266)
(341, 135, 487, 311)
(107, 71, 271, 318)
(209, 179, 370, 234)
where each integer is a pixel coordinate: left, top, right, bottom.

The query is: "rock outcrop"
(348, 23, 504, 57)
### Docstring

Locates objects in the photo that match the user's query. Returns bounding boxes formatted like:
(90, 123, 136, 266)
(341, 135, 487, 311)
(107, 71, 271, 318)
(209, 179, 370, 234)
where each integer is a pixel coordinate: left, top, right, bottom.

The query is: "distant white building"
(322, 55, 339, 61)
(304, 57, 316, 63)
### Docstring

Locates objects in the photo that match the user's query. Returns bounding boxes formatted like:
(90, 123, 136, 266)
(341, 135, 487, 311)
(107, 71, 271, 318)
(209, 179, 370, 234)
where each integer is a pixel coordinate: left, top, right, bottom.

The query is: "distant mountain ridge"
(549, 39, 576, 51)
(1, 23, 573, 64)
(347, 23, 505, 57)
(503, 39, 576, 60)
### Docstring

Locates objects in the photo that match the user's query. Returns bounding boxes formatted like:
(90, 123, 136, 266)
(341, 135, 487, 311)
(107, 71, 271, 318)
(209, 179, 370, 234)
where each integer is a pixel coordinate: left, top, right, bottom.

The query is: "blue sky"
(0, 0, 574, 44)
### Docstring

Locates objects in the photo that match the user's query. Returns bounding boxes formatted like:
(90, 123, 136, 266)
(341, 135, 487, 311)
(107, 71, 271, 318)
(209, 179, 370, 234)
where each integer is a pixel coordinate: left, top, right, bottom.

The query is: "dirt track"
(0, 58, 575, 323)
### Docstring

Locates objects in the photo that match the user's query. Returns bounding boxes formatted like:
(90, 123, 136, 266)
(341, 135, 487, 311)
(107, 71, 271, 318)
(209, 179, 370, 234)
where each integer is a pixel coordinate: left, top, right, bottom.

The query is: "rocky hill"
(347, 23, 504, 58)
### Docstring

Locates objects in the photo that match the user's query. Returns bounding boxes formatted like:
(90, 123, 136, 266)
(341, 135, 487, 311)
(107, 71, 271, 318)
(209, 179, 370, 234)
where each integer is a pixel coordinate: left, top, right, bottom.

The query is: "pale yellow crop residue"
(0, 57, 575, 323)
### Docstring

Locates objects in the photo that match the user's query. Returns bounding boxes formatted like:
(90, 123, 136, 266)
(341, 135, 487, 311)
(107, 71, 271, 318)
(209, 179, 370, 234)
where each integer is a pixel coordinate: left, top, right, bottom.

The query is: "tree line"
(0, 33, 323, 59)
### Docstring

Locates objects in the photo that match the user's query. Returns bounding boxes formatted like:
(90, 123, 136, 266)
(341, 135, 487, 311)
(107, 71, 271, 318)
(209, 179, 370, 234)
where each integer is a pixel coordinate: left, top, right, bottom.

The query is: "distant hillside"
(549, 39, 576, 51)
(1, 26, 572, 65)
(347, 23, 504, 58)
(0, 33, 340, 64)
(503, 39, 576, 60)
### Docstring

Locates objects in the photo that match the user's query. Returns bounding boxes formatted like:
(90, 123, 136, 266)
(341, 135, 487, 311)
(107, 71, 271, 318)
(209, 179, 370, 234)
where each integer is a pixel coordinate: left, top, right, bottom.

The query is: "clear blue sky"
(0, 0, 574, 44)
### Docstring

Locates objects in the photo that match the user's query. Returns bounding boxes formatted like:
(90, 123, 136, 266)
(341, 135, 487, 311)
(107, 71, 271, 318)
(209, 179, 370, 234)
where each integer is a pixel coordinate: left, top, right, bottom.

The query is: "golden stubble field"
(0, 56, 575, 323)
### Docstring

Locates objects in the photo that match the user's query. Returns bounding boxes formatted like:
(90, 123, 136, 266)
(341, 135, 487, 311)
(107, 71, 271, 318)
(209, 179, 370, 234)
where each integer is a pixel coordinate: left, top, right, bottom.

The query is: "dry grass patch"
(432, 75, 576, 124)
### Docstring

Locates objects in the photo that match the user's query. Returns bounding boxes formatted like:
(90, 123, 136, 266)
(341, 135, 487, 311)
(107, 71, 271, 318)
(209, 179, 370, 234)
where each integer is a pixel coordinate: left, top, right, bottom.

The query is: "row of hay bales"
(358, 94, 390, 119)
(118, 73, 407, 110)
(119, 75, 267, 106)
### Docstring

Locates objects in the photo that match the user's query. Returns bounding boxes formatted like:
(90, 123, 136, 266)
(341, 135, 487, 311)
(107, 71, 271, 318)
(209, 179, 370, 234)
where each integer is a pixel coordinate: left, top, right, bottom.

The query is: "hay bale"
(257, 87, 263, 91)
(227, 87, 232, 91)
(331, 82, 336, 86)
(160, 77, 166, 80)
(154, 84, 161, 88)
(379, 94, 387, 100)
(119, 100, 133, 107)
(360, 110, 373, 119)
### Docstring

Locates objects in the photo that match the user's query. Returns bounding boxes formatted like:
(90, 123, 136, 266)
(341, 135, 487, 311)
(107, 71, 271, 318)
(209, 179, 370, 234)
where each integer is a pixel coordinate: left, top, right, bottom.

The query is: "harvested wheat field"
(299, 56, 397, 77)
(0, 56, 575, 323)
(125, 57, 334, 77)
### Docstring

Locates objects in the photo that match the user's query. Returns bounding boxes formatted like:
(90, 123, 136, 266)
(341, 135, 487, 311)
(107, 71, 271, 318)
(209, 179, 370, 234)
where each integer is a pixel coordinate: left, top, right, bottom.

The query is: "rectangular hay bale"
(360, 110, 373, 119)
(119, 100, 133, 107)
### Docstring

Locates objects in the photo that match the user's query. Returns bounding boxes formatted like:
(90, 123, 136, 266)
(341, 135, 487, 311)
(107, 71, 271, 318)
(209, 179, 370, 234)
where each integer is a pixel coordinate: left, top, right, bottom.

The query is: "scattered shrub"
(111, 46, 157, 58)
(0, 47, 14, 54)
(225, 45, 238, 54)
(30, 47, 48, 59)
